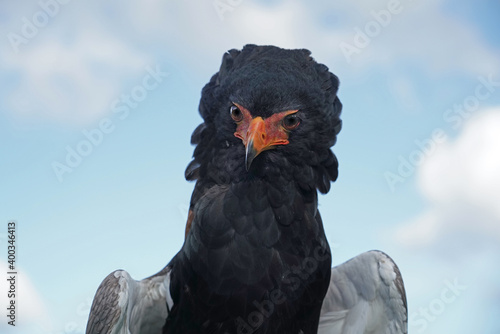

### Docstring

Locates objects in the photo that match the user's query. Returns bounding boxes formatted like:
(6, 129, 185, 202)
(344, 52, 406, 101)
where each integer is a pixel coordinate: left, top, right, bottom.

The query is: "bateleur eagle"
(86, 45, 408, 334)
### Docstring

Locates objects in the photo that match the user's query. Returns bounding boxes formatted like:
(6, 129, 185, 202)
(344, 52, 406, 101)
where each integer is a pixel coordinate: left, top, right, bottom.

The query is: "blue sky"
(1, 0, 499, 333)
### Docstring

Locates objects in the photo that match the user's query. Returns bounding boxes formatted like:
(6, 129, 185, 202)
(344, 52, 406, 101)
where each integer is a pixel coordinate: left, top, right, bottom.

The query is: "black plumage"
(163, 45, 342, 334)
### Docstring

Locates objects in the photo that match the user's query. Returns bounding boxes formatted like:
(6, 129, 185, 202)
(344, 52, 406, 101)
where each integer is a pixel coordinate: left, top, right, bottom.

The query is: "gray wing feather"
(86, 270, 124, 334)
(319, 251, 408, 334)
(86, 267, 172, 334)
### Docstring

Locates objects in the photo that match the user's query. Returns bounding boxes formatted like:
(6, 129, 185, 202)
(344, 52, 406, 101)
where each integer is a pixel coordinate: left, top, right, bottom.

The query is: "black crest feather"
(187, 45, 342, 196)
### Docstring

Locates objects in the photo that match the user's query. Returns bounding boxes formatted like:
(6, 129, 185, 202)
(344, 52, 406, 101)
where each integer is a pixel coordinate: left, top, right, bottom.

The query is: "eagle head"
(186, 44, 342, 194)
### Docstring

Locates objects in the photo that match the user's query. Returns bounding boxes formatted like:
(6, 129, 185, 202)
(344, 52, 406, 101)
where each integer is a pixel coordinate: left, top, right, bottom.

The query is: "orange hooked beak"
(243, 117, 289, 170)
(233, 104, 298, 170)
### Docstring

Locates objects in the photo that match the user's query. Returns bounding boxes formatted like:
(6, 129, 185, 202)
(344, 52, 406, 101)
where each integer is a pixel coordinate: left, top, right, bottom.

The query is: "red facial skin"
(232, 103, 298, 160)
(184, 105, 298, 237)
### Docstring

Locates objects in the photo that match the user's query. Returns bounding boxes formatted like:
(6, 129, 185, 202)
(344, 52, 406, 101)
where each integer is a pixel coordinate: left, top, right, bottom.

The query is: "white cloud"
(124, 0, 500, 91)
(0, 260, 51, 334)
(2, 0, 498, 125)
(1, 2, 151, 126)
(392, 108, 500, 333)
(396, 108, 500, 246)
(337, 0, 499, 75)
(190, 0, 499, 77)
(3, 30, 150, 126)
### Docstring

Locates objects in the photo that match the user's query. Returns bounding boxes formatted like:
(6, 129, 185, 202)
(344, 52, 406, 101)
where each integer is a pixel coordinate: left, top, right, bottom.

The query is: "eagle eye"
(230, 105, 243, 122)
(283, 114, 300, 130)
